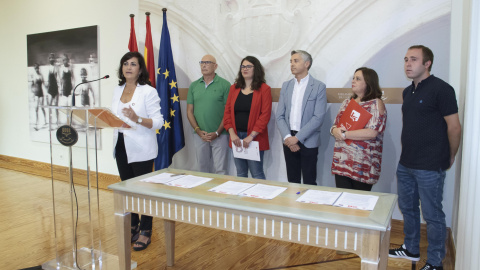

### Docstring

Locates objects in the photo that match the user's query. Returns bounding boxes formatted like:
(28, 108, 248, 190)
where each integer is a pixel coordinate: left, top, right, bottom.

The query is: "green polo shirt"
(187, 74, 231, 133)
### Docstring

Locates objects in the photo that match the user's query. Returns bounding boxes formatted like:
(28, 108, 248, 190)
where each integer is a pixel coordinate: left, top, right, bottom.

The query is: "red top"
(224, 83, 272, 151)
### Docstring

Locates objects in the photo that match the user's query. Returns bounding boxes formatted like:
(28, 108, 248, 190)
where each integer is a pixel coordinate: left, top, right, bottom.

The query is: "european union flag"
(154, 9, 185, 170)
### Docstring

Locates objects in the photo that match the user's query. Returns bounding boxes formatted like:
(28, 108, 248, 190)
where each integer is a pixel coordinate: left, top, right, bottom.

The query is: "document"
(240, 184, 287, 200)
(296, 190, 342, 205)
(337, 99, 373, 145)
(208, 181, 256, 195)
(333, 192, 379, 211)
(232, 141, 260, 161)
(140, 172, 185, 184)
(165, 175, 213, 188)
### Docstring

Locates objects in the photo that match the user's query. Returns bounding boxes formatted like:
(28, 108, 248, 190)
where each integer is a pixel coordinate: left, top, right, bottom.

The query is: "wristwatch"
(137, 117, 143, 124)
(215, 131, 219, 136)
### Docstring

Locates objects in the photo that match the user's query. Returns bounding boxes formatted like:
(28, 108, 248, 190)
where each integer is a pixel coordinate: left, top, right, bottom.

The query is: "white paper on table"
(140, 172, 186, 184)
(208, 181, 256, 195)
(296, 190, 343, 205)
(240, 183, 287, 200)
(333, 192, 379, 211)
(165, 175, 213, 188)
(231, 141, 260, 161)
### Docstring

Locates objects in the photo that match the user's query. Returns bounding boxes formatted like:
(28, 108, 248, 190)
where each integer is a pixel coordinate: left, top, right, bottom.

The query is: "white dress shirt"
(285, 74, 310, 140)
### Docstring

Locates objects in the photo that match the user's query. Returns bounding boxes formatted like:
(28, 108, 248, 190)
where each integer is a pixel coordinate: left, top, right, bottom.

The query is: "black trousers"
(283, 137, 318, 186)
(334, 174, 373, 191)
(115, 133, 154, 231)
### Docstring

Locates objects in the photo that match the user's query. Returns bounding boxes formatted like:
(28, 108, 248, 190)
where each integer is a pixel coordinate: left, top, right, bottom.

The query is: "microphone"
(72, 75, 109, 106)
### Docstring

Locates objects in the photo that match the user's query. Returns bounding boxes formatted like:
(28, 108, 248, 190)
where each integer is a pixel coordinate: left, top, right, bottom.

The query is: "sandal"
(133, 230, 152, 251)
(131, 224, 140, 243)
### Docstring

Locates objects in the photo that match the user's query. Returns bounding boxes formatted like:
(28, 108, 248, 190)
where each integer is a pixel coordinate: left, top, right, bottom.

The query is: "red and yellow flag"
(144, 12, 156, 87)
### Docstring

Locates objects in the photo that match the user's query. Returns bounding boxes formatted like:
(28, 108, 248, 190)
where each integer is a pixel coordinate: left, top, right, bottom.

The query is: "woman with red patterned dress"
(330, 67, 387, 191)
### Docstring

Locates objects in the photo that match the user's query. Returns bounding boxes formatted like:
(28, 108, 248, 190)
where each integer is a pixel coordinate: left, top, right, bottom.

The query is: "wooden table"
(109, 169, 397, 270)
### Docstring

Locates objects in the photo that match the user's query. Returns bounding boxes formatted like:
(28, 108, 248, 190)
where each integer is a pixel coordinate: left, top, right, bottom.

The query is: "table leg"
(378, 226, 391, 270)
(114, 193, 131, 270)
(360, 230, 381, 270)
(164, 220, 175, 267)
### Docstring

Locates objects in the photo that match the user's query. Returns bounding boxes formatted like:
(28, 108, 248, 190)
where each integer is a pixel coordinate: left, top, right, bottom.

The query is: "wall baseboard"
(0, 154, 120, 190)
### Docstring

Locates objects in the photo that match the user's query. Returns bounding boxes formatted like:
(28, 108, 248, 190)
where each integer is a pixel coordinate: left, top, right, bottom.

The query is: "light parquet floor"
(0, 168, 453, 269)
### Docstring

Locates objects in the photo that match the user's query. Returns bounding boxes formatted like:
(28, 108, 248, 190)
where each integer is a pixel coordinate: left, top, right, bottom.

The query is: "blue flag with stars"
(154, 10, 185, 170)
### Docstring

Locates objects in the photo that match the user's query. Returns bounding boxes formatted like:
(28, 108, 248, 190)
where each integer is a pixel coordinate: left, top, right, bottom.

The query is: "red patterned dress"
(331, 98, 387, 185)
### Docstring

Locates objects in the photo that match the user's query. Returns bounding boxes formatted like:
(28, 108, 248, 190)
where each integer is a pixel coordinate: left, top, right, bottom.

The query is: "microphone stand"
(64, 74, 108, 269)
(71, 75, 109, 107)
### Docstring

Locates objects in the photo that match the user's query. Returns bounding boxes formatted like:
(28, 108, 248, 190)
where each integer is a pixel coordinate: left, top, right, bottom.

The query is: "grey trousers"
(192, 133, 229, 175)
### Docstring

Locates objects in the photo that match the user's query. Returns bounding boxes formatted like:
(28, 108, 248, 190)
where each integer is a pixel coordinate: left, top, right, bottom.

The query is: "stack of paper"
(239, 184, 287, 200)
(166, 175, 213, 188)
(140, 173, 186, 184)
(208, 181, 255, 195)
(140, 173, 212, 188)
(333, 193, 379, 211)
(296, 190, 342, 205)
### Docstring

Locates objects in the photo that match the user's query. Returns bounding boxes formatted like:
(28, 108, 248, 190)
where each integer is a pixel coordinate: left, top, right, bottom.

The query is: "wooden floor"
(0, 167, 454, 270)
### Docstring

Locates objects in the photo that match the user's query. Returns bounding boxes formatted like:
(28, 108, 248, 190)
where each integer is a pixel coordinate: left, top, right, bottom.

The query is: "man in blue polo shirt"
(187, 55, 231, 174)
(389, 45, 461, 270)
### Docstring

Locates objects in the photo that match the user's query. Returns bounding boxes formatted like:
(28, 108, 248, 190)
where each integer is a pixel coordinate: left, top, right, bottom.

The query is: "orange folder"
(337, 99, 372, 145)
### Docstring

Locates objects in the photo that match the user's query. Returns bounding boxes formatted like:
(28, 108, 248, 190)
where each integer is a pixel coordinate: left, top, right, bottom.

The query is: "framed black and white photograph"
(27, 25, 100, 144)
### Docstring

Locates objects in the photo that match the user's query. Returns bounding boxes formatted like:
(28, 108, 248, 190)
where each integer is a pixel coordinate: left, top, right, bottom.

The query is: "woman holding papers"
(330, 67, 387, 191)
(112, 51, 163, 251)
(224, 56, 272, 179)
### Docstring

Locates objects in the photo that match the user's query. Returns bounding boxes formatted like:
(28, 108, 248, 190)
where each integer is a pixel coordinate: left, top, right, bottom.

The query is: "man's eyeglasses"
(241, 65, 254, 70)
(199, 61, 215, 65)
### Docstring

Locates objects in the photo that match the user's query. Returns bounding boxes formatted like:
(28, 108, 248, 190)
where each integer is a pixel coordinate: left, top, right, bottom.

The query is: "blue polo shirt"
(399, 75, 458, 171)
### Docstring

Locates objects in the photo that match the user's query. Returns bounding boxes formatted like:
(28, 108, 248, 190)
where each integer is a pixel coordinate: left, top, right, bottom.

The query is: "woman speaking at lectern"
(112, 51, 163, 251)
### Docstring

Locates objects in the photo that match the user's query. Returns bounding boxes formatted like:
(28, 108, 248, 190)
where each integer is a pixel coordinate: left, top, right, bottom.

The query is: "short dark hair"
(117, 51, 151, 86)
(351, 67, 382, 102)
(291, 50, 313, 70)
(234, 56, 266, 91)
(409, 45, 434, 71)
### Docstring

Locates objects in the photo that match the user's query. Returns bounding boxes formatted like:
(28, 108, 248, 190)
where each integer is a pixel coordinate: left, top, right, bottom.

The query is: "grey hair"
(291, 50, 313, 70)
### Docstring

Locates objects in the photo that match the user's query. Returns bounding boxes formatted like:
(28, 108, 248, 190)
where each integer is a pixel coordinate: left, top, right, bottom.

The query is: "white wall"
(0, 0, 459, 226)
(0, 0, 139, 175)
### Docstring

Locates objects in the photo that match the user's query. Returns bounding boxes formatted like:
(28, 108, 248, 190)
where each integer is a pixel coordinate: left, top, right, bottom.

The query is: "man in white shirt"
(276, 50, 327, 185)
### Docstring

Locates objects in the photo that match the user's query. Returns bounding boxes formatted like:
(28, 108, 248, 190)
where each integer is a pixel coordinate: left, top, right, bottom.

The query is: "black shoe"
(133, 230, 152, 251)
(388, 244, 420, 261)
(419, 263, 443, 270)
(131, 224, 140, 243)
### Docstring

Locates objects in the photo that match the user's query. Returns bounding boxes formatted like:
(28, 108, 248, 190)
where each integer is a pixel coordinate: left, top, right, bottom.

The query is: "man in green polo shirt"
(187, 54, 231, 174)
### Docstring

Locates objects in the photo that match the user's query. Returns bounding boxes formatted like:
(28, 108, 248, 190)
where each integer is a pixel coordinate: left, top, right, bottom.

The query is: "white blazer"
(112, 83, 163, 163)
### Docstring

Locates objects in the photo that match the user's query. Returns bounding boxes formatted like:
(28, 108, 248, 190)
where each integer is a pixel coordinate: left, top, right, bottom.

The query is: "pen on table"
(296, 189, 308, 195)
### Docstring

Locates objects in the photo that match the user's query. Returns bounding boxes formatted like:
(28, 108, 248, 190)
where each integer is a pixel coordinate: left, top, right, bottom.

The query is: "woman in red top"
(224, 56, 272, 179)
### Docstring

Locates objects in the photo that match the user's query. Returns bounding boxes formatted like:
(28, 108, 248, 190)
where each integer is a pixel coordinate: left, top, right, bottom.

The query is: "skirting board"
(0, 154, 120, 190)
